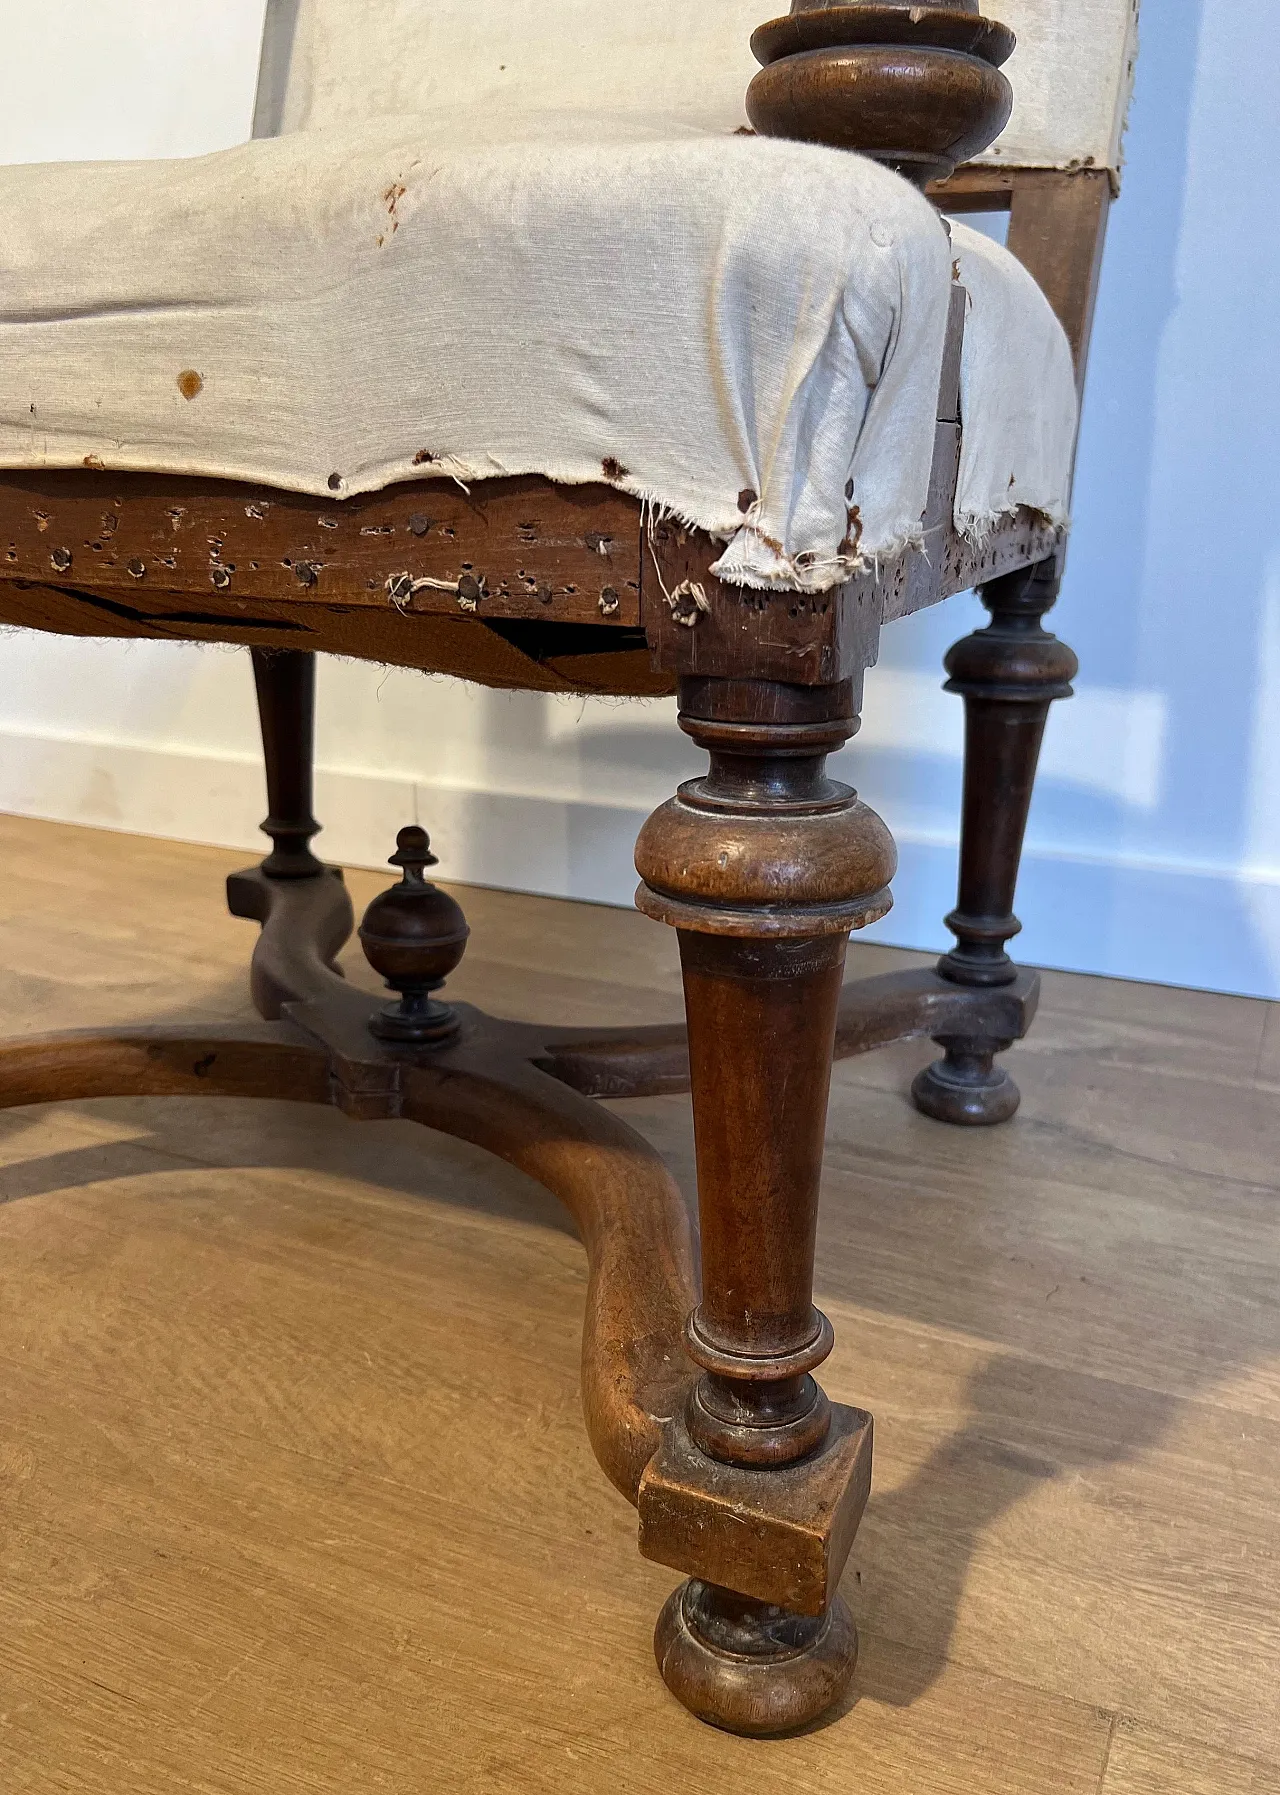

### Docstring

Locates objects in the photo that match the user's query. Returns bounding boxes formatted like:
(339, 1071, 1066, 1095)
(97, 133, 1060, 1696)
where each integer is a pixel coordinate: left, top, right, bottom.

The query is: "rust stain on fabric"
(82, 455, 105, 470)
(177, 370, 203, 401)
(379, 181, 407, 246)
(840, 504, 863, 558)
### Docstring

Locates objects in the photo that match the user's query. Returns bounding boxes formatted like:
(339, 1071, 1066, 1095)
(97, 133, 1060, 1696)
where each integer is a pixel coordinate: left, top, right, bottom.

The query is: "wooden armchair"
(0, 0, 1137, 1738)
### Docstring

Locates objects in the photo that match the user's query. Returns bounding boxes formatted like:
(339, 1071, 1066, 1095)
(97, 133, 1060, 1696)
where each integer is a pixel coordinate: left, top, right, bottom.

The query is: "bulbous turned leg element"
(912, 559, 1077, 1127)
(655, 1581, 858, 1738)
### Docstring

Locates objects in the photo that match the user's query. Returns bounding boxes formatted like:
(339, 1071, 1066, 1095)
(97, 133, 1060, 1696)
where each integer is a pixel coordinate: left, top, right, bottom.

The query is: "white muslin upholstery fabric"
(979, 0, 1140, 181)
(0, 107, 1077, 592)
(275, 0, 768, 140)
(948, 222, 1079, 542)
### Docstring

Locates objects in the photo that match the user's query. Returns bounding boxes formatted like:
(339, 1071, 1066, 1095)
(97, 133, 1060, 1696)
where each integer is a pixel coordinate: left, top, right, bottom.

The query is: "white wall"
(1, 1, 1278, 998)
(0, 1, 269, 165)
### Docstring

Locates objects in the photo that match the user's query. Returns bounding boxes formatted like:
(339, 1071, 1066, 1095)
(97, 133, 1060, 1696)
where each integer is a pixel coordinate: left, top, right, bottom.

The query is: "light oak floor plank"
(1103, 1722, 1280, 1795)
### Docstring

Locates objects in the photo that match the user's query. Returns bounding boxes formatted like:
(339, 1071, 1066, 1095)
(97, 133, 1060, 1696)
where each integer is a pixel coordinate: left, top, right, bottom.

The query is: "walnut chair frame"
(0, 1, 1114, 1738)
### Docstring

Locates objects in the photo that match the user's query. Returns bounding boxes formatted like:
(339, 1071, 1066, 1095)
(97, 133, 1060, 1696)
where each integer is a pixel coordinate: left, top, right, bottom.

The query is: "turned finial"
(747, 0, 1016, 187)
(358, 826, 469, 1045)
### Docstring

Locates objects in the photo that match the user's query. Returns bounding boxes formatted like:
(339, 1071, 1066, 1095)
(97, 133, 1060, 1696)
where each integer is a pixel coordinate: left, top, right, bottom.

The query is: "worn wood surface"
(0, 470, 663, 697)
(1, 815, 1277, 1790)
(0, 569, 667, 696)
(0, 469, 644, 628)
(1007, 170, 1113, 388)
(0, 489, 1057, 698)
(929, 164, 1024, 210)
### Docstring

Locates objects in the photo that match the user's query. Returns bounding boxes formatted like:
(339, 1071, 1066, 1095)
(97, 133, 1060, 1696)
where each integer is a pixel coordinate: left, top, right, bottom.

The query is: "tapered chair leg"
(912, 557, 1077, 1125)
(228, 648, 353, 1019)
(634, 677, 892, 1734)
(250, 646, 325, 879)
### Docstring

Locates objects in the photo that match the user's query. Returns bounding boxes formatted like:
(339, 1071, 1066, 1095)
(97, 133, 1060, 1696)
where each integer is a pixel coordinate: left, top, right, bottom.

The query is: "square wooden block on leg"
(637, 1402, 873, 1616)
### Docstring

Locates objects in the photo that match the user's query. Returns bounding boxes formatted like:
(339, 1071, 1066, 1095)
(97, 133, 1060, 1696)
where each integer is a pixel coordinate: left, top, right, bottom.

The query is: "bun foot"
(911, 1038, 1021, 1125)
(654, 1580, 857, 1736)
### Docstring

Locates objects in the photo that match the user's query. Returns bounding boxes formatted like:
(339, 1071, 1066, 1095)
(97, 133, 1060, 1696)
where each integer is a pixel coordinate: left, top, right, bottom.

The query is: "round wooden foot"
(654, 1580, 856, 1736)
(911, 1039, 1020, 1126)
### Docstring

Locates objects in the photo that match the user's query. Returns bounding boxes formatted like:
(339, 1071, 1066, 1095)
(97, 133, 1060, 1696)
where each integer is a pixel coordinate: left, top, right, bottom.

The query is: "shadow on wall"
(868, 0, 1280, 988)
(1040, 0, 1280, 984)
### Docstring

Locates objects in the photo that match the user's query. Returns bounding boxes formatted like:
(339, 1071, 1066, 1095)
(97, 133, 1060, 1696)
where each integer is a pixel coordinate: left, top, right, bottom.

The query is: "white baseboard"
(1, 727, 1277, 1001)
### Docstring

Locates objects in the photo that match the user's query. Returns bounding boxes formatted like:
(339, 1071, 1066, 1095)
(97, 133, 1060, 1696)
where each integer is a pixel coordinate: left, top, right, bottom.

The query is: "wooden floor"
(1, 813, 1277, 1795)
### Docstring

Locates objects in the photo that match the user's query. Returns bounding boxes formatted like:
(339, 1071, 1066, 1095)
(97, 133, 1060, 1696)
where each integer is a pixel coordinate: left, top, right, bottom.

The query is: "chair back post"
(1005, 171, 1111, 393)
(923, 163, 1110, 387)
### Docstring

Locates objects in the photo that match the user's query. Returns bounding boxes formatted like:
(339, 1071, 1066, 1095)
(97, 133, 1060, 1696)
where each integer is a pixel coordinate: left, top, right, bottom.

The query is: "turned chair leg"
(912, 557, 1077, 1125)
(250, 646, 325, 879)
(228, 648, 352, 1018)
(634, 676, 893, 1734)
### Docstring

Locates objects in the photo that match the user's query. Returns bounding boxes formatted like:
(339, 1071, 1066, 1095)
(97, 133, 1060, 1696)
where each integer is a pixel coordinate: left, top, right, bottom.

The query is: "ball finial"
(358, 826, 469, 1045)
(388, 824, 437, 877)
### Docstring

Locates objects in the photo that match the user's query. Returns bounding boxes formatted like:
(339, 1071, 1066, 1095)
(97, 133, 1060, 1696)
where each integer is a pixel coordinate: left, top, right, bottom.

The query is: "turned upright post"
(912, 557, 1077, 1122)
(634, 677, 893, 1733)
(641, 680, 894, 1476)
